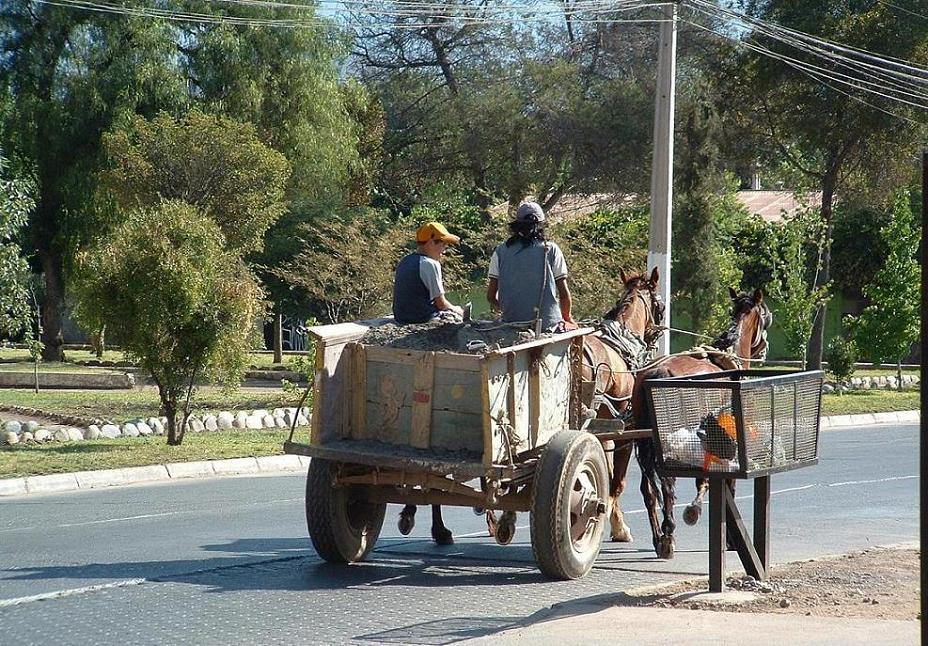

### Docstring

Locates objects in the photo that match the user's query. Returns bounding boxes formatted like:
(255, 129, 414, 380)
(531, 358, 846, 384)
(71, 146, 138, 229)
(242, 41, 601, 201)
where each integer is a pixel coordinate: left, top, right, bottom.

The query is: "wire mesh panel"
(646, 370, 823, 478)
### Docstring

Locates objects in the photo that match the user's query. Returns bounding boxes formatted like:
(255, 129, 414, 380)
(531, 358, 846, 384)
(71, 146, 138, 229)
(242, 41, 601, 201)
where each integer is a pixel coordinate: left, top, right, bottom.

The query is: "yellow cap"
(416, 222, 460, 245)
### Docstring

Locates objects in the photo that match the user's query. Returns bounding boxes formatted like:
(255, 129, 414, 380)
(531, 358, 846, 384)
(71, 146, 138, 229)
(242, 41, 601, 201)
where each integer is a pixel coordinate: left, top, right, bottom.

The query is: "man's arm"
(486, 277, 499, 309)
(556, 277, 576, 327)
(434, 294, 463, 315)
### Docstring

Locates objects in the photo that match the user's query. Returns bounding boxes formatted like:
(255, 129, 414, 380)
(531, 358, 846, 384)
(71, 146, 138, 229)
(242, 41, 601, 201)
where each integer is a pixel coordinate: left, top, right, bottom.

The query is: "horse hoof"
(683, 504, 701, 526)
(432, 527, 454, 546)
(610, 526, 633, 543)
(397, 512, 415, 536)
(473, 507, 485, 515)
(656, 536, 675, 560)
(494, 512, 517, 546)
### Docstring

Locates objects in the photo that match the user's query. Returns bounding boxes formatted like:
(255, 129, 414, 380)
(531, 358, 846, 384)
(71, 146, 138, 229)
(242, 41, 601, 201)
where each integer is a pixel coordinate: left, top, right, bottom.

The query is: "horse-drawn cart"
(284, 319, 633, 580)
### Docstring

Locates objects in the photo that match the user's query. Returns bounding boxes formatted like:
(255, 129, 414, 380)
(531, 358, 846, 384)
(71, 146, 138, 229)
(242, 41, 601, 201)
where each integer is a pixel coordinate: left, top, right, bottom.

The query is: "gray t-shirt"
(488, 241, 568, 330)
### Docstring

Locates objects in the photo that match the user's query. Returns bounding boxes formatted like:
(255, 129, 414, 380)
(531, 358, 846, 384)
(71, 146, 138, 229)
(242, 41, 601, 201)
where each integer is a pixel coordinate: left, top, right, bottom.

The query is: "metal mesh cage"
(646, 370, 823, 478)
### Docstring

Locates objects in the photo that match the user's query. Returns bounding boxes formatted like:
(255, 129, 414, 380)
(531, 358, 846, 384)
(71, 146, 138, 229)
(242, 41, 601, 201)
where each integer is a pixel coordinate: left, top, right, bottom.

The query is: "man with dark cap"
(393, 222, 464, 325)
(486, 201, 576, 332)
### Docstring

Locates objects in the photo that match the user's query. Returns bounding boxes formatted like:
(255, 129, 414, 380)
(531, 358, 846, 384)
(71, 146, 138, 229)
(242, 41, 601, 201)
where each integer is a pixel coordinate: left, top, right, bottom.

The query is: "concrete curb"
(0, 411, 918, 498)
(1, 454, 310, 498)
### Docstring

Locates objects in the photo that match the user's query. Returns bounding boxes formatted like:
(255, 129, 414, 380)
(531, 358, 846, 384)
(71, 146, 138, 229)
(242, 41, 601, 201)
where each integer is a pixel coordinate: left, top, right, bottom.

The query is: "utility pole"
(647, 1, 679, 356)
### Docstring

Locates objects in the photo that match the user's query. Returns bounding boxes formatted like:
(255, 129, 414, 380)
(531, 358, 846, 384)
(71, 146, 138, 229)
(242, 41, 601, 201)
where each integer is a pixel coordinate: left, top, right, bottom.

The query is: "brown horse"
(630, 287, 772, 559)
(580, 267, 665, 544)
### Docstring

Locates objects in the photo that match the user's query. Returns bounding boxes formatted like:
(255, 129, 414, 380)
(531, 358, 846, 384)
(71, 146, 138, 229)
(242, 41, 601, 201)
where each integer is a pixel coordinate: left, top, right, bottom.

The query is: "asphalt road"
(0, 423, 918, 645)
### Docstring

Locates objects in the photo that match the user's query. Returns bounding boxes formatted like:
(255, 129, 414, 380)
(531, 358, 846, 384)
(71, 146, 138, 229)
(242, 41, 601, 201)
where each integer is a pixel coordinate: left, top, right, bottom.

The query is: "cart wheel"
(530, 430, 609, 580)
(495, 511, 517, 546)
(305, 459, 386, 563)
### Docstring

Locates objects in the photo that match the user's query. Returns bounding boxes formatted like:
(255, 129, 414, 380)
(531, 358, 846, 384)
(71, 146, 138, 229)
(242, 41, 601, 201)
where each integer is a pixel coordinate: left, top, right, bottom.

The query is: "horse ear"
(649, 266, 659, 285)
(753, 288, 764, 304)
(619, 269, 628, 285)
(729, 287, 738, 301)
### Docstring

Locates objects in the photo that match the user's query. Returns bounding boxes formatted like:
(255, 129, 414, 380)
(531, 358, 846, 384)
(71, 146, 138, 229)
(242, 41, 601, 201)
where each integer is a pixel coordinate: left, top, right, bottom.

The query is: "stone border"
(1, 407, 311, 446)
(0, 410, 918, 498)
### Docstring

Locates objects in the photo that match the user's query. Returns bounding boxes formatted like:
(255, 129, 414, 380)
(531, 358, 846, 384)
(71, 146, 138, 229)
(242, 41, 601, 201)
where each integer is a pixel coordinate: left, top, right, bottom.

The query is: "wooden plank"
(308, 317, 393, 345)
(350, 343, 367, 440)
(316, 342, 353, 443)
(708, 479, 726, 592)
(409, 351, 436, 449)
(309, 337, 328, 445)
(753, 476, 771, 573)
(725, 483, 766, 580)
(528, 348, 541, 447)
(362, 345, 481, 371)
(507, 353, 516, 447)
(481, 360, 493, 468)
(484, 326, 595, 356)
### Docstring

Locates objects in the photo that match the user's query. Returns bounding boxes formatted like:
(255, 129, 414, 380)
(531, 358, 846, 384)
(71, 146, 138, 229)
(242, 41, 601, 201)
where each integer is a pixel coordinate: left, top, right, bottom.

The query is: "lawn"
(0, 430, 289, 478)
(0, 347, 306, 370)
(0, 361, 125, 374)
(0, 386, 307, 422)
(821, 389, 920, 415)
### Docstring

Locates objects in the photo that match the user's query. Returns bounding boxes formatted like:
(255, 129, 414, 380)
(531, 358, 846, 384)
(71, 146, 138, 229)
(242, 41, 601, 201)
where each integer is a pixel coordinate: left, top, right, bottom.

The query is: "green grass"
(0, 387, 306, 422)
(0, 347, 303, 371)
(0, 431, 289, 478)
(0, 361, 125, 374)
(821, 389, 920, 415)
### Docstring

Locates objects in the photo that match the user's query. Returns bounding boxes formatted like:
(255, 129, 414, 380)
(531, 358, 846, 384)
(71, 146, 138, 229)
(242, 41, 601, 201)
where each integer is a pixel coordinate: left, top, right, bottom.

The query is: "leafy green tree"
(73, 201, 264, 445)
(766, 210, 831, 368)
(849, 191, 920, 387)
(0, 150, 33, 339)
(824, 336, 857, 390)
(100, 110, 290, 254)
(1, 5, 187, 360)
(721, 0, 928, 368)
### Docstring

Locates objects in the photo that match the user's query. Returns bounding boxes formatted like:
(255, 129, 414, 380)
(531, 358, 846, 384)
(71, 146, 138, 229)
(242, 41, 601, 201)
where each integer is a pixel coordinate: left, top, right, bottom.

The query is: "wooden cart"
(284, 319, 633, 580)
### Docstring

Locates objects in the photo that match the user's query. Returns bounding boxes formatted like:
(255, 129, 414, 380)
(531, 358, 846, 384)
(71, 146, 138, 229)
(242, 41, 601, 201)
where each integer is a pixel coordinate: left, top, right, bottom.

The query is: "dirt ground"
(361, 319, 538, 353)
(627, 546, 920, 621)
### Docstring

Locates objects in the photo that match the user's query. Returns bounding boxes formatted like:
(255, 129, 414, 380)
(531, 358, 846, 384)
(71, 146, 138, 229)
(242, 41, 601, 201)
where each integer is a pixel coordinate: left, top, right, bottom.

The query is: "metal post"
(920, 150, 927, 629)
(647, 2, 678, 356)
(274, 312, 284, 365)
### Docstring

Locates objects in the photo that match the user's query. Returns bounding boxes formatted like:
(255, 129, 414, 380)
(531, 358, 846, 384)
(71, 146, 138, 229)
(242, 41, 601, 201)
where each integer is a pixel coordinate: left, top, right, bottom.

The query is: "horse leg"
(430, 505, 454, 545)
(636, 441, 664, 556)
(609, 440, 634, 542)
(657, 475, 677, 560)
(485, 510, 499, 537)
(398, 504, 416, 535)
(684, 478, 709, 526)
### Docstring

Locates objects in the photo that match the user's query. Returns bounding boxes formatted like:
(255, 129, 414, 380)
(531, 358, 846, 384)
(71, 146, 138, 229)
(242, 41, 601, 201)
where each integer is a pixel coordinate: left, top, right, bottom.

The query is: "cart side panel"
(311, 339, 358, 444)
(536, 340, 572, 446)
(485, 338, 573, 462)
(363, 356, 486, 454)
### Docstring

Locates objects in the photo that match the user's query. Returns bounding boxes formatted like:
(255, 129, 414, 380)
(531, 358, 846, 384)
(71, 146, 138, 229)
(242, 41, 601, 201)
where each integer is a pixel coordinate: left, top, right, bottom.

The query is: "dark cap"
(515, 201, 545, 223)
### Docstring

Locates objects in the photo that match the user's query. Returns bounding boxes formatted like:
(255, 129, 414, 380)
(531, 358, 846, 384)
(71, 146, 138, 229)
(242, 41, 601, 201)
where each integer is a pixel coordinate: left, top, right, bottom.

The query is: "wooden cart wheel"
(530, 430, 609, 580)
(305, 459, 386, 563)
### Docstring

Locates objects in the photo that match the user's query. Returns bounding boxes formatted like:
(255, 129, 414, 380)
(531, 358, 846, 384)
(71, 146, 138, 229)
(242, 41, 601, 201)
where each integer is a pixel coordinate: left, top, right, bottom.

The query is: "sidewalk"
(461, 602, 917, 645)
(0, 410, 919, 498)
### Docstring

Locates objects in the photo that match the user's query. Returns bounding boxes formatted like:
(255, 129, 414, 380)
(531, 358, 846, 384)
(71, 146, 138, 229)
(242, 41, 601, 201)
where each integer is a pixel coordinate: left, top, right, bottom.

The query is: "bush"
(824, 336, 857, 387)
(73, 201, 265, 444)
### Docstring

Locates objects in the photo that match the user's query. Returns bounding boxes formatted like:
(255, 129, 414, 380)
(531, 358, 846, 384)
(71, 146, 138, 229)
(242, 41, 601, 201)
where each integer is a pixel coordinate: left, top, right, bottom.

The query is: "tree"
(73, 201, 264, 445)
(765, 209, 831, 368)
(824, 336, 857, 390)
(721, 0, 928, 368)
(100, 110, 290, 255)
(1, 5, 187, 360)
(0, 149, 34, 339)
(1, 1, 359, 359)
(850, 190, 920, 387)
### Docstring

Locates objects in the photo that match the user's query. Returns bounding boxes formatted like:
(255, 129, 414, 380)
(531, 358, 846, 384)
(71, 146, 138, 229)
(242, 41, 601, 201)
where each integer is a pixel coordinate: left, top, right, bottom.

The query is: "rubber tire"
(305, 459, 386, 563)
(530, 430, 609, 580)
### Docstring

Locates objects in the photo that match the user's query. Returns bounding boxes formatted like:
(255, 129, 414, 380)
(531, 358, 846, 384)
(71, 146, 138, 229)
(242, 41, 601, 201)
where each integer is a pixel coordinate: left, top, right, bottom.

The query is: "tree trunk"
(807, 170, 837, 370)
(273, 312, 283, 364)
(163, 398, 185, 446)
(897, 359, 903, 391)
(38, 250, 66, 362)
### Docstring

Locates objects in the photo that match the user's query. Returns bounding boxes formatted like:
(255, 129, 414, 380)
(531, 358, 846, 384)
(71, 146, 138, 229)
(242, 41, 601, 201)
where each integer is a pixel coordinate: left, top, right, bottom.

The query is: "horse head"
(714, 287, 772, 363)
(602, 267, 665, 343)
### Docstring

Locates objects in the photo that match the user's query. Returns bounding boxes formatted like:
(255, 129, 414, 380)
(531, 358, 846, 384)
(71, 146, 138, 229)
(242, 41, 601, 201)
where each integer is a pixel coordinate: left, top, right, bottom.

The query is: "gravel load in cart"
(284, 318, 616, 580)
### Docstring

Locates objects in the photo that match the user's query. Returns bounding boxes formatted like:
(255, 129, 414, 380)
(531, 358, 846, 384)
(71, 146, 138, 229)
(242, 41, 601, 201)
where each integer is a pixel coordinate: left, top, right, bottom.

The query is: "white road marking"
(0, 579, 147, 608)
(827, 475, 918, 487)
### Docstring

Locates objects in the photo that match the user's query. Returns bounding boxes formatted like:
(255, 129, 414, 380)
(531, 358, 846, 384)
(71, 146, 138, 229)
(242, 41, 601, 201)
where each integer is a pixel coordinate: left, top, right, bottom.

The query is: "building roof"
(735, 190, 822, 223)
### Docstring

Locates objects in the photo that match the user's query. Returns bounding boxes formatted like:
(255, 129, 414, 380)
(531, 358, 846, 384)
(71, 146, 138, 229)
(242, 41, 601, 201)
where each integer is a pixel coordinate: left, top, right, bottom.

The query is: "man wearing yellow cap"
(392, 222, 464, 325)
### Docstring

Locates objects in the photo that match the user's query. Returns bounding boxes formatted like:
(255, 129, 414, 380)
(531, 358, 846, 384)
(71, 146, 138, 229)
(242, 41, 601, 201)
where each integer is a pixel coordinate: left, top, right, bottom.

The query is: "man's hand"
(562, 320, 578, 331)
